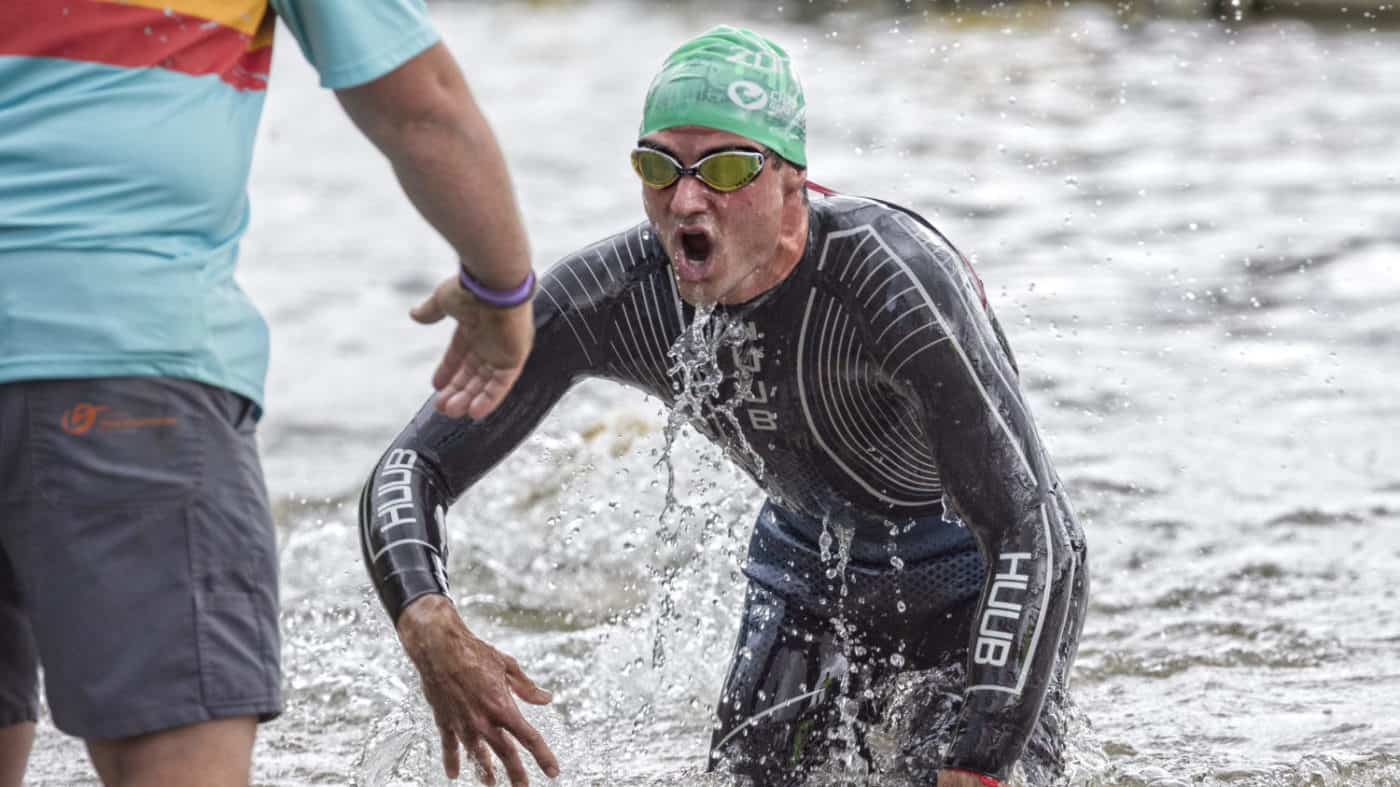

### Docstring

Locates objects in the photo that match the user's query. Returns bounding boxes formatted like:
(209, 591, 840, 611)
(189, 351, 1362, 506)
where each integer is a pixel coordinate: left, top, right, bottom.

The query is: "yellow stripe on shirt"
(93, 0, 270, 37)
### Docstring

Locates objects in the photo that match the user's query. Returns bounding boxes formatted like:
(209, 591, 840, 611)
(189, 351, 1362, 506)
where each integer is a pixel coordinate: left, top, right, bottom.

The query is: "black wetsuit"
(359, 194, 1089, 784)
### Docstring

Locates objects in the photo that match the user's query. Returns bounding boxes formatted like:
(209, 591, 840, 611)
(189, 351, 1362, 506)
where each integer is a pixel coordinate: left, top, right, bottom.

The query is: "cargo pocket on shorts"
(197, 591, 272, 708)
(28, 379, 205, 507)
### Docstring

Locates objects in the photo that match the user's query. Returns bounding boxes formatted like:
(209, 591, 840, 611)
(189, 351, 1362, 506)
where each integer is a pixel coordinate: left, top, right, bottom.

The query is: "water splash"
(646, 303, 771, 691)
(354, 698, 449, 787)
(657, 304, 767, 523)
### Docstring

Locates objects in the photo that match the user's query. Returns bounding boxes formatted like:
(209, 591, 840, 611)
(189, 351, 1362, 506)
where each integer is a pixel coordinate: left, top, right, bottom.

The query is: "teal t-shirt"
(0, 0, 440, 410)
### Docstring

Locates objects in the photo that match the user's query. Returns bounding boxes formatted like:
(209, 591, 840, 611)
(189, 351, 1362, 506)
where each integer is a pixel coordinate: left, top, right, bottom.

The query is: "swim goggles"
(630, 147, 770, 192)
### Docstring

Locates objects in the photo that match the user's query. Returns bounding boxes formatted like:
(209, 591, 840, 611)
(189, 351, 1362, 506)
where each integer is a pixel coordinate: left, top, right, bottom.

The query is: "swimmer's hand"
(412, 275, 534, 421)
(397, 594, 559, 786)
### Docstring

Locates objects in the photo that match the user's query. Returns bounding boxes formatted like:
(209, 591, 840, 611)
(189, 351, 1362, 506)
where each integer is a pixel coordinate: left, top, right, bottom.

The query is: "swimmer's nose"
(670, 172, 711, 216)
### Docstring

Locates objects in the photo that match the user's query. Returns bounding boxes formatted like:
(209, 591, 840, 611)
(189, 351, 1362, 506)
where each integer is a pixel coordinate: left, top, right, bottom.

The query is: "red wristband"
(944, 768, 1002, 787)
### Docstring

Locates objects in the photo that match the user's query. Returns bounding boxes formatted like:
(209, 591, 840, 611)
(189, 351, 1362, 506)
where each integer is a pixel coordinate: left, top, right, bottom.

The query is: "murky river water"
(25, 0, 1400, 784)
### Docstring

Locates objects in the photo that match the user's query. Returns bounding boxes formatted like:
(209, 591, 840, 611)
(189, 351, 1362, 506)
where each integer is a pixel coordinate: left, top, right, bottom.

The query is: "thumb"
(411, 284, 448, 324)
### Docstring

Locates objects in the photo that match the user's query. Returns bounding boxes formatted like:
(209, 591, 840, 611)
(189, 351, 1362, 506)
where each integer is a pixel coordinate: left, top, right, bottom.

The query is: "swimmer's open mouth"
(680, 229, 713, 262)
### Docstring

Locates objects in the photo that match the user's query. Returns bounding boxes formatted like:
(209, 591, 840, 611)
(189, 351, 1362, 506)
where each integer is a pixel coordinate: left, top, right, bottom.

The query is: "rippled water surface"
(26, 1, 1400, 784)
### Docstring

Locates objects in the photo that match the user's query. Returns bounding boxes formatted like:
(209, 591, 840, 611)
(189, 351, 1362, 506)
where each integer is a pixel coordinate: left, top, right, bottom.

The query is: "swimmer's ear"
(789, 168, 812, 205)
(780, 163, 806, 197)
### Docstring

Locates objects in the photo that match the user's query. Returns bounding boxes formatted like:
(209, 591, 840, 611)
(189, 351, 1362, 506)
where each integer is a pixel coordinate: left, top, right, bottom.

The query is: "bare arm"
(336, 42, 529, 290)
(337, 42, 534, 420)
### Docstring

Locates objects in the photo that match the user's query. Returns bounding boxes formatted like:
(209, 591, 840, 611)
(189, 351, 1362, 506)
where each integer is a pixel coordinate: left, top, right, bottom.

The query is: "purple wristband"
(457, 267, 536, 308)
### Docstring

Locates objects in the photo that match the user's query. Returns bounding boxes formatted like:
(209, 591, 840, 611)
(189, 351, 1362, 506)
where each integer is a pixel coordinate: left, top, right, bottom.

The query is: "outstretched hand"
(397, 595, 559, 786)
(412, 274, 534, 421)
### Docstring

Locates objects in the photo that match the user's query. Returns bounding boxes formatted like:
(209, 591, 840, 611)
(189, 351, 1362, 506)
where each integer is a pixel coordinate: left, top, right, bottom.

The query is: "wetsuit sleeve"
(358, 261, 603, 623)
(875, 213, 1087, 781)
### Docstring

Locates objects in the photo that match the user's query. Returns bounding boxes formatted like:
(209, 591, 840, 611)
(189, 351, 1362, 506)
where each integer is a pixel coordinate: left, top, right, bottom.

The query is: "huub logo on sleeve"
(375, 449, 421, 536)
(974, 552, 1033, 668)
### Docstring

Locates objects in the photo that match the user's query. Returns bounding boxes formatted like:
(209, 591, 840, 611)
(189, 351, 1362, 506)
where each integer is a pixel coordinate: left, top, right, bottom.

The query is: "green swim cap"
(640, 26, 807, 168)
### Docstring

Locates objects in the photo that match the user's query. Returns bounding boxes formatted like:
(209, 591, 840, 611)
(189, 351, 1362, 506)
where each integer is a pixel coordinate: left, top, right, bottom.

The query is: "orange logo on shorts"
(61, 403, 108, 435)
(60, 403, 176, 435)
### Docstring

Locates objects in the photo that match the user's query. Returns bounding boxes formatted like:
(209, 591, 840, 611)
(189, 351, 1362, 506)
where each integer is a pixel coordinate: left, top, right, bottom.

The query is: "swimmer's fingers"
(464, 735, 496, 786)
(399, 598, 555, 784)
(481, 729, 531, 787)
(505, 656, 553, 706)
(501, 712, 558, 782)
(466, 657, 556, 783)
(435, 721, 462, 780)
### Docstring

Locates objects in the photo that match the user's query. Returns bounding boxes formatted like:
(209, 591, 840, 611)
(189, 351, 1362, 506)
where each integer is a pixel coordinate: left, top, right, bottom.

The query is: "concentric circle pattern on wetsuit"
(798, 224, 948, 508)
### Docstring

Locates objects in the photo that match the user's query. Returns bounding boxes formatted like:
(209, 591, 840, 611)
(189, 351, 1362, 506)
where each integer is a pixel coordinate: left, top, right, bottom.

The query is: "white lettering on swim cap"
(728, 80, 769, 111)
(726, 47, 781, 73)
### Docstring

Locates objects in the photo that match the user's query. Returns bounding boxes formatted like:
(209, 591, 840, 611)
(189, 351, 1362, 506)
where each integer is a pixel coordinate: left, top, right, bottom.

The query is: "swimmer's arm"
(357, 364, 572, 786)
(358, 251, 627, 620)
(358, 361, 572, 621)
(887, 228, 1081, 782)
(358, 253, 634, 784)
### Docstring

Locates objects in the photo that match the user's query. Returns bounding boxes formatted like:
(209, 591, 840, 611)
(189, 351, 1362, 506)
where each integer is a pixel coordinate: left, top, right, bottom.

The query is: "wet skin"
(638, 126, 808, 306)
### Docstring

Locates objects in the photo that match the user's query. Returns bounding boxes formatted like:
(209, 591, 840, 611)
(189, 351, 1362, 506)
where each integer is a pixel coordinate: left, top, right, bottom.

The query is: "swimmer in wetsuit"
(359, 27, 1088, 787)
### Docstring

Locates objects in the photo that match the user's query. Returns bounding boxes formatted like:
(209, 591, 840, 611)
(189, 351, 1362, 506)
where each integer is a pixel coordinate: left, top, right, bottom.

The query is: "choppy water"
(25, 1, 1400, 784)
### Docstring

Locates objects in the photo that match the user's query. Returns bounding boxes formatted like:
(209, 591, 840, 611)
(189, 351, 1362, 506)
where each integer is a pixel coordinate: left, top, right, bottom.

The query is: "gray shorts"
(0, 377, 282, 739)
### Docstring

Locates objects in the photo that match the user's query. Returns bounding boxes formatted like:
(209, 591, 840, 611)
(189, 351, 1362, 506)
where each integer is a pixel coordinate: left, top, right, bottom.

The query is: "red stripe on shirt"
(0, 0, 273, 91)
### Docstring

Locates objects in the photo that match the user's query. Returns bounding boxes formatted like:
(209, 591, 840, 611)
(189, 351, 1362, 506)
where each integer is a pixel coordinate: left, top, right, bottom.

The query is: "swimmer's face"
(638, 126, 805, 305)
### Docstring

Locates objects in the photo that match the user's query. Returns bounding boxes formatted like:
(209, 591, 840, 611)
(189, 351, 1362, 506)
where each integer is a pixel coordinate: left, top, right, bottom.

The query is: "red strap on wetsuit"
(945, 769, 1002, 787)
(806, 180, 838, 196)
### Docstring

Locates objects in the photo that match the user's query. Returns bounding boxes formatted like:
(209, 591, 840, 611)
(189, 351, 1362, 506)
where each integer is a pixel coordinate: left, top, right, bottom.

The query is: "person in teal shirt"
(0, 2, 540, 785)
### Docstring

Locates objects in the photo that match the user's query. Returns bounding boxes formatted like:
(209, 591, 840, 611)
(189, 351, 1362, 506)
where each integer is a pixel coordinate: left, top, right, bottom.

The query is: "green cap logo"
(640, 26, 807, 168)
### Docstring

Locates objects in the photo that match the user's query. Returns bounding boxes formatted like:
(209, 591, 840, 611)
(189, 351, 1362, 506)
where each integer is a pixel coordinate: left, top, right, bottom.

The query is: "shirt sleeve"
(270, 0, 440, 89)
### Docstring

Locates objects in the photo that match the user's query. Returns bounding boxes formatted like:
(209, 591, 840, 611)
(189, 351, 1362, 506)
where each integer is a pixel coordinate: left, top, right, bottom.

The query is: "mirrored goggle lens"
(632, 149, 681, 189)
(694, 152, 765, 192)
